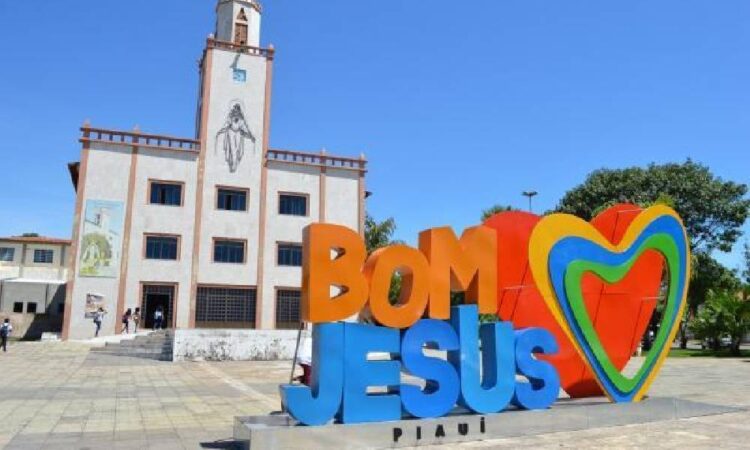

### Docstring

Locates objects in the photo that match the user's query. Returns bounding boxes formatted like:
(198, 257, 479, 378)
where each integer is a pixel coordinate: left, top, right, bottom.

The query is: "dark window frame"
(33, 249, 54, 264)
(0, 247, 15, 262)
(277, 243, 303, 267)
(217, 187, 248, 212)
(13, 302, 23, 313)
(149, 181, 184, 206)
(196, 286, 257, 327)
(278, 193, 308, 216)
(26, 302, 37, 314)
(275, 289, 301, 329)
(213, 239, 246, 264)
(144, 235, 180, 261)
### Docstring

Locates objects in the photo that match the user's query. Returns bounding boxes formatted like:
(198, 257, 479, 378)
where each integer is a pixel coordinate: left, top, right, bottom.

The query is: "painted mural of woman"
(215, 102, 256, 173)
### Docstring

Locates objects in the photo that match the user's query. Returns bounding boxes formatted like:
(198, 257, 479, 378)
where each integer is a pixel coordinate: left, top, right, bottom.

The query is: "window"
(13, 302, 23, 313)
(0, 247, 14, 262)
(276, 289, 301, 329)
(26, 302, 37, 314)
(277, 243, 302, 267)
(145, 235, 179, 260)
(217, 188, 248, 211)
(234, 23, 248, 45)
(149, 181, 183, 206)
(233, 69, 247, 83)
(279, 194, 307, 216)
(214, 239, 245, 263)
(196, 286, 256, 328)
(33, 249, 54, 264)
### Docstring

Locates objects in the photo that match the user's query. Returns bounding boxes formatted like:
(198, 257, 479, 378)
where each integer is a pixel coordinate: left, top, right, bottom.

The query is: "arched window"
(234, 8, 249, 45)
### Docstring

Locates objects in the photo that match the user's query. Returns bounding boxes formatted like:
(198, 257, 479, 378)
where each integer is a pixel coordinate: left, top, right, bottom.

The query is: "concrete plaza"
(1, 341, 749, 449)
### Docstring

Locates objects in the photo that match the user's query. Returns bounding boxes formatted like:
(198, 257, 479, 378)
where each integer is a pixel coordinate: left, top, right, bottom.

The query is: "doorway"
(142, 284, 175, 329)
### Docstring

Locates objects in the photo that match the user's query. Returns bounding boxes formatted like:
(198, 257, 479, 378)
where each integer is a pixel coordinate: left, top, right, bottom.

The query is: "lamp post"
(522, 190, 538, 213)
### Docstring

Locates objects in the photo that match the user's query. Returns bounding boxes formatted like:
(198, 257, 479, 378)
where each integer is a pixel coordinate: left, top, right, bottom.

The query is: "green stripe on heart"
(564, 233, 680, 395)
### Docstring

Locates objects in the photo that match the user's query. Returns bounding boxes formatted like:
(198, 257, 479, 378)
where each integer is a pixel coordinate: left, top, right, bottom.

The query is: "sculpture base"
(233, 397, 738, 449)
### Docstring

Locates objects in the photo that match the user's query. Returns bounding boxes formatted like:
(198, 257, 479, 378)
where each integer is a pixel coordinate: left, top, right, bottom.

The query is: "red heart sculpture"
(483, 203, 663, 397)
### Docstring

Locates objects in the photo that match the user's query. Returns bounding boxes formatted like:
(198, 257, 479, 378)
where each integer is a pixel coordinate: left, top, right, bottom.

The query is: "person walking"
(132, 307, 141, 333)
(0, 318, 12, 352)
(121, 308, 132, 334)
(153, 306, 164, 330)
(93, 307, 106, 337)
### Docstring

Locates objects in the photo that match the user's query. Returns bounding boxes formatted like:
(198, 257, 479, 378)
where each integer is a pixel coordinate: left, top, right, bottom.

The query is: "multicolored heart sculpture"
(484, 204, 663, 398)
(528, 205, 690, 402)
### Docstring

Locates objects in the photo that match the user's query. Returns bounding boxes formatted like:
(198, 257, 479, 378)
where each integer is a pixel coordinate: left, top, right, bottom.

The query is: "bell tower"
(215, 0, 262, 47)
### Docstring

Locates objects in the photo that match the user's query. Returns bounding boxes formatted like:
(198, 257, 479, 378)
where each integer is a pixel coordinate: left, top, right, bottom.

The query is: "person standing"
(153, 306, 164, 331)
(0, 318, 12, 352)
(93, 307, 106, 337)
(121, 308, 132, 334)
(132, 307, 141, 333)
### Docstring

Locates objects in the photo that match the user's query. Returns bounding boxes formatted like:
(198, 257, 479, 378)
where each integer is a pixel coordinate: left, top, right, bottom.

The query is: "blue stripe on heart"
(547, 215, 688, 402)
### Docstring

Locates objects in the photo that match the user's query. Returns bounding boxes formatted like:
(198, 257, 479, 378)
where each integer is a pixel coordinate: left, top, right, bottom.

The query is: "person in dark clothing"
(121, 308, 132, 334)
(0, 318, 13, 352)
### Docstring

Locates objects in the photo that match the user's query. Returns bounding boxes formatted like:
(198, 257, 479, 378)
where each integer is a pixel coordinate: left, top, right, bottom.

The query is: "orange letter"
(363, 245, 430, 329)
(418, 226, 497, 319)
(302, 223, 368, 323)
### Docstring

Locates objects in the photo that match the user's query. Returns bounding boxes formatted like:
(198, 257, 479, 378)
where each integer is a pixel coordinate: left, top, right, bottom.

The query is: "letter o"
(364, 245, 430, 328)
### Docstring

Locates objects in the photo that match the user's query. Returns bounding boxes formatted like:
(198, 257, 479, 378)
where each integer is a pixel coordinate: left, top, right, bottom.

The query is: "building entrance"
(142, 284, 174, 329)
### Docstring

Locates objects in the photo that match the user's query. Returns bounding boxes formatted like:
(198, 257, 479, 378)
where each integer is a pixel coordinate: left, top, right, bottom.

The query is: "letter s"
(513, 327, 560, 410)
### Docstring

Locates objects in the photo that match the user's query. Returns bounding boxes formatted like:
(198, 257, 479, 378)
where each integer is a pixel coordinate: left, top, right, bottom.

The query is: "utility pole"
(522, 190, 538, 213)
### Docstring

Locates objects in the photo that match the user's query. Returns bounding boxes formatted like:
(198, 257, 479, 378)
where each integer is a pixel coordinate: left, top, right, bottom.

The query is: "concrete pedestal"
(234, 397, 739, 449)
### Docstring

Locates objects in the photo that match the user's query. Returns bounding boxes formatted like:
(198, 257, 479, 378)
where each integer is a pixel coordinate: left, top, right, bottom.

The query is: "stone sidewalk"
(0, 340, 749, 449)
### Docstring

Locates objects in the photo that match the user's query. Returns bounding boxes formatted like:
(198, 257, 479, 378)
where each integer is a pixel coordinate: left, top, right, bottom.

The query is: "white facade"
(0, 236, 70, 321)
(63, 0, 366, 339)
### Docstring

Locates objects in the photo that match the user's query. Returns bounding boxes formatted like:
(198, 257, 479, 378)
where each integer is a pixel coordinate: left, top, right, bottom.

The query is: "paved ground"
(0, 341, 748, 449)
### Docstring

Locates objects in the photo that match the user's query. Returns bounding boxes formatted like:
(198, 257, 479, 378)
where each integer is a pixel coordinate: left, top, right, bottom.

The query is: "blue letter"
(449, 305, 515, 414)
(280, 323, 344, 425)
(513, 328, 560, 410)
(401, 319, 460, 418)
(340, 323, 401, 423)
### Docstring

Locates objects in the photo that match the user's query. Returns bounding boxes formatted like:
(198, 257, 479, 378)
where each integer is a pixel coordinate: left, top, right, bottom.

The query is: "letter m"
(419, 226, 497, 319)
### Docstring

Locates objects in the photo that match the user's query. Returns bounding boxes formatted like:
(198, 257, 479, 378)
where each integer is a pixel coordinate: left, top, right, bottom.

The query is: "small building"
(63, 0, 366, 339)
(0, 235, 70, 338)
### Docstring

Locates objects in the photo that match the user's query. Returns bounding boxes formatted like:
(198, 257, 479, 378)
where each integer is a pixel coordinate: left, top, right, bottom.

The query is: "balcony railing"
(267, 148, 367, 172)
(80, 126, 201, 152)
(207, 38, 275, 58)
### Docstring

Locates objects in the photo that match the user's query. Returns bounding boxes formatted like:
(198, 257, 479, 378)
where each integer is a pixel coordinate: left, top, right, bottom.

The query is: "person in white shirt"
(93, 308, 106, 337)
(0, 318, 13, 352)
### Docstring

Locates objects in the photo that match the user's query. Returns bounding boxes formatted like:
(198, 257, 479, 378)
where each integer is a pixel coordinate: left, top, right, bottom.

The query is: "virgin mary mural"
(215, 101, 257, 172)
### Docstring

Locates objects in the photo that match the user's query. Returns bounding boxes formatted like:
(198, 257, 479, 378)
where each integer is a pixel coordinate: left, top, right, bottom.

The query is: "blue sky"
(0, 0, 748, 270)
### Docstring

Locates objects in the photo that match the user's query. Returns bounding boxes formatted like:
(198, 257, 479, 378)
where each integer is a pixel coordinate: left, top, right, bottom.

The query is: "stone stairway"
(90, 330, 174, 361)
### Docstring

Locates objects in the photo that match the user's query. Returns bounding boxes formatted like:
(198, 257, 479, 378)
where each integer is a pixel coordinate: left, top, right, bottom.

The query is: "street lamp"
(522, 190, 538, 213)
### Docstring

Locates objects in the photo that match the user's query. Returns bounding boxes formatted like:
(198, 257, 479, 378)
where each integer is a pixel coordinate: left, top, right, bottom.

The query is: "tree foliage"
(689, 290, 750, 355)
(481, 204, 517, 222)
(743, 241, 750, 293)
(364, 214, 403, 305)
(556, 160, 749, 254)
(364, 214, 398, 254)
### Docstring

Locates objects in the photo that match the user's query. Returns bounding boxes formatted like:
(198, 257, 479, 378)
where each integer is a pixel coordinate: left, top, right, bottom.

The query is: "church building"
(63, 0, 366, 339)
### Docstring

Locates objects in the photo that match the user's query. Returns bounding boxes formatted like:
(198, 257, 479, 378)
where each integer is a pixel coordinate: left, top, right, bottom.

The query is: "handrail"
(207, 38, 275, 58)
(267, 148, 367, 172)
(80, 126, 200, 152)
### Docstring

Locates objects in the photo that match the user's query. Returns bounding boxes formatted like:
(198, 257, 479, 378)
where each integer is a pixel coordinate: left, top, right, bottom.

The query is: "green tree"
(742, 241, 750, 300)
(689, 289, 750, 355)
(364, 214, 398, 254)
(481, 204, 516, 222)
(364, 214, 403, 305)
(556, 160, 749, 254)
(556, 160, 750, 347)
